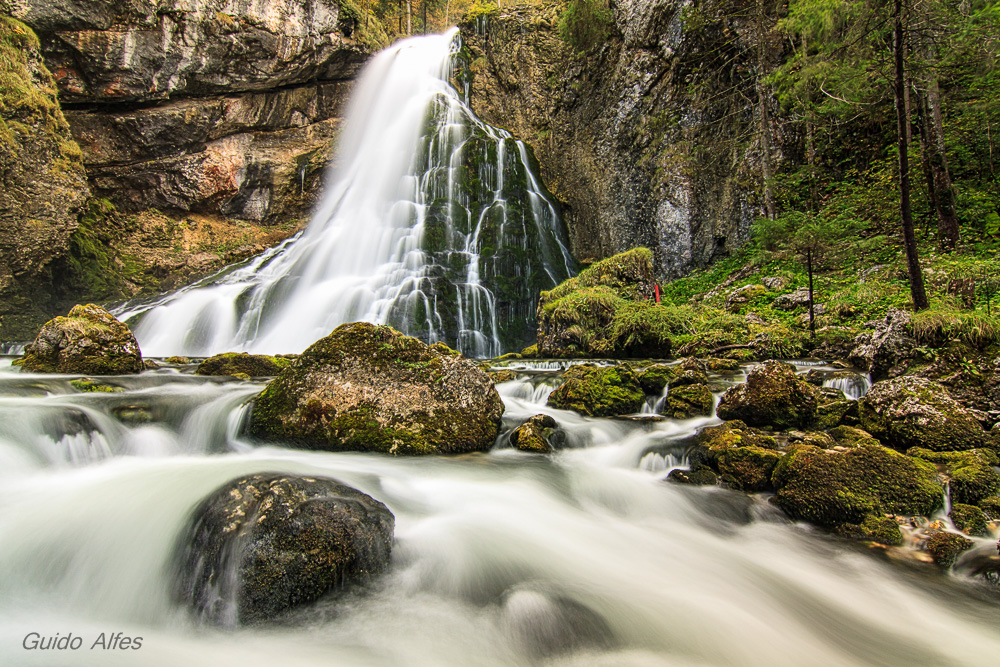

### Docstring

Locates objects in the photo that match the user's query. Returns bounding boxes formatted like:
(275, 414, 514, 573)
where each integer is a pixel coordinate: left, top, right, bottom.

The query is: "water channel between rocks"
(1, 356, 998, 666)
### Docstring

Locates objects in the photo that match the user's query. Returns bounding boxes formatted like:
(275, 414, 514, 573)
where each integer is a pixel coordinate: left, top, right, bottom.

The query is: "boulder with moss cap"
(247, 322, 504, 455)
(18, 304, 143, 374)
(546, 363, 645, 417)
(859, 376, 985, 452)
(715, 360, 819, 429)
(197, 352, 293, 377)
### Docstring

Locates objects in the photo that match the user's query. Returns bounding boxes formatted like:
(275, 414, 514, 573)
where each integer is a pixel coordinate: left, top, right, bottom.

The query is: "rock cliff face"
(461, 0, 772, 278)
(0, 15, 89, 340)
(11, 0, 386, 225)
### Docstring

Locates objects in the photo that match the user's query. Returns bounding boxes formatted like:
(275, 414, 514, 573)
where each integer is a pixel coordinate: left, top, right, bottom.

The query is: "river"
(1, 357, 998, 666)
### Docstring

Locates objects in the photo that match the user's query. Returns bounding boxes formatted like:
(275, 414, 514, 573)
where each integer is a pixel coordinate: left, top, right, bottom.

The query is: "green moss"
(835, 515, 903, 545)
(662, 383, 713, 419)
(546, 364, 645, 417)
(543, 248, 653, 303)
(771, 441, 944, 526)
(949, 503, 989, 536)
(716, 361, 819, 430)
(196, 352, 292, 377)
(717, 446, 782, 492)
(906, 448, 1000, 505)
(925, 532, 974, 568)
(977, 495, 1000, 519)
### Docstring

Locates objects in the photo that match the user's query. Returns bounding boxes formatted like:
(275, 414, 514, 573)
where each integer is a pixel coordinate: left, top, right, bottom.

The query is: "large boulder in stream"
(546, 363, 645, 417)
(196, 352, 293, 377)
(17, 304, 143, 374)
(858, 376, 986, 452)
(715, 361, 818, 429)
(248, 322, 504, 455)
(173, 473, 393, 626)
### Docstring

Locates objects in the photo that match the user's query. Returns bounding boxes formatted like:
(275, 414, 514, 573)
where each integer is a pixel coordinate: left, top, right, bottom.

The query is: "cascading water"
(115, 29, 575, 358)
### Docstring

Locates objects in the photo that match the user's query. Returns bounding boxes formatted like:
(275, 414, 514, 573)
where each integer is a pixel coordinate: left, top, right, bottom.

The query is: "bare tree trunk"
(756, 0, 775, 220)
(407, 0, 412, 35)
(915, 90, 938, 219)
(446, 0, 451, 25)
(894, 0, 929, 311)
(926, 66, 960, 250)
(807, 248, 815, 337)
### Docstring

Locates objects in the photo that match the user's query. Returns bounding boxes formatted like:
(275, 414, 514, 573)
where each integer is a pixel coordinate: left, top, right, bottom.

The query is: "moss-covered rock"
(717, 446, 782, 492)
(547, 363, 645, 417)
(662, 383, 714, 419)
(771, 441, 944, 526)
(726, 284, 766, 313)
(638, 358, 708, 394)
(813, 387, 859, 429)
(489, 369, 519, 384)
(715, 361, 819, 429)
(18, 304, 143, 374)
(196, 352, 292, 377)
(924, 532, 974, 568)
(906, 447, 1000, 505)
(977, 495, 1000, 519)
(247, 322, 504, 455)
(172, 473, 393, 626)
(828, 425, 876, 447)
(950, 503, 989, 536)
(69, 377, 122, 393)
(834, 515, 903, 546)
(859, 376, 985, 452)
(848, 308, 915, 381)
(510, 414, 558, 453)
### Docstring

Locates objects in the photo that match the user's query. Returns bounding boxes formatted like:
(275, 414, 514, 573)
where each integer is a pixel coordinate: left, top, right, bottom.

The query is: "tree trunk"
(894, 0, 929, 311)
(807, 248, 815, 337)
(756, 0, 775, 220)
(407, 0, 412, 35)
(915, 90, 938, 223)
(926, 67, 960, 250)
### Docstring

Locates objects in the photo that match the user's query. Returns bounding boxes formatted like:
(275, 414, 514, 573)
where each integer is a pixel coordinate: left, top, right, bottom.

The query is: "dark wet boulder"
(848, 309, 914, 381)
(950, 504, 989, 537)
(510, 414, 558, 454)
(547, 364, 644, 417)
(666, 466, 719, 486)
(859, 376, 986, 452)
(715, 361, 819, 429)
(247, 323, 504, 455)
(17, 304, 143, 374)
(172, 473, 393, 626)
(771, 441, 943, 527)
(661, 384, 714, 420)
(924, 532, 974, 568)
(196, 352, 293, 377)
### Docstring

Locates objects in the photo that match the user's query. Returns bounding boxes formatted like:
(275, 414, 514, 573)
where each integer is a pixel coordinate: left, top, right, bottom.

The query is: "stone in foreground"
(172, 473, 393, 626)
(248, 322, 504, 455)
(18, 304, 143, 374)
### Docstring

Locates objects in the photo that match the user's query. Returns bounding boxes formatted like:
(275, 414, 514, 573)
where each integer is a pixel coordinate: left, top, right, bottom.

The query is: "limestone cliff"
(0, 16, 89, 340)
(11, 0, 387, 225)
(461, 0, 774, 279)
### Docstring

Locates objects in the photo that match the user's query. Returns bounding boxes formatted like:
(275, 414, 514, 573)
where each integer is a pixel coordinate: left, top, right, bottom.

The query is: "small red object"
(654, 284, 660, 303)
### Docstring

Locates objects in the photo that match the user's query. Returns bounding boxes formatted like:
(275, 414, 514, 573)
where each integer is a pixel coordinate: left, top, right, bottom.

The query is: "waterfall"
(116, 29, 575, 358)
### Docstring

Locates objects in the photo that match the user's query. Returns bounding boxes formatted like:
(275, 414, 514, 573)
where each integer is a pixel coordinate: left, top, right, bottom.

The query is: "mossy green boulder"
(662, 384, 714, 419)
(716, 361, 819, 429)
(859, 376, 985, 452)
(546, 363, 645, 417)
(638, 358, 708, 394)
(771, 441, 944, 526)
(949, 504, 989, 536)
(717, 446, 782, 492)
(906, 448, 1000, 505)
(924, 532, 973, 568)
(196, 352, 292, 377)
(247, 322, 504, 455)
(510, 414, 558, 453)
(18, 304, 143, 374)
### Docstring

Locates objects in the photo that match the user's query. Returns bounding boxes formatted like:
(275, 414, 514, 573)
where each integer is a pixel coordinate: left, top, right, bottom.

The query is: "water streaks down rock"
(172, 473, 394, 626)
(247, 322, 504, 455)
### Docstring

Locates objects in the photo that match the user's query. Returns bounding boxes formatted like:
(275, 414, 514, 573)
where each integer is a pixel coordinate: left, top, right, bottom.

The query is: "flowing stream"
(116, 29, 575, 359)
(1, 360, 999, 666)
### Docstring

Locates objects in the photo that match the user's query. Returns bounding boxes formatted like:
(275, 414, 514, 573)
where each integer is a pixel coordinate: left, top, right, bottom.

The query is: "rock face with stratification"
(248, 322, 505, 455)
(18, 304, 143, 374)
(172, 473, 394, 625)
